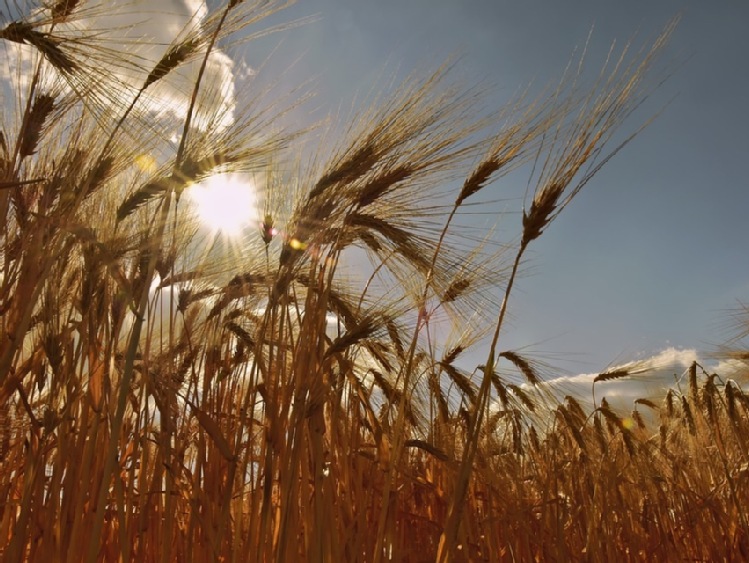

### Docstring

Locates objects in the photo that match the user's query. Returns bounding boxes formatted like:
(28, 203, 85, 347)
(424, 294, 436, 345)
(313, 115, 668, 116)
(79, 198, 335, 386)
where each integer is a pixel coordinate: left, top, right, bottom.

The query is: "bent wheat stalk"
(437, 21, 675, 561)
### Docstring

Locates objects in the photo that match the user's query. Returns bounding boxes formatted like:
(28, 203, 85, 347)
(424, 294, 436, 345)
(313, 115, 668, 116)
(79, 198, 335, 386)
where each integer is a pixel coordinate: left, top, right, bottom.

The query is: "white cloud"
(82, 0, 236, 128)
(1, 0, 237, 129)
(523, 347, 701, 413)
(713, 357, 749, 381)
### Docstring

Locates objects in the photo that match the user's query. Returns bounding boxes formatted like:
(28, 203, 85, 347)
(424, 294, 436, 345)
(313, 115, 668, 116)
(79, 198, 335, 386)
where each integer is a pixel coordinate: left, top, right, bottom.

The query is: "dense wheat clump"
(1, 2, 748, 562)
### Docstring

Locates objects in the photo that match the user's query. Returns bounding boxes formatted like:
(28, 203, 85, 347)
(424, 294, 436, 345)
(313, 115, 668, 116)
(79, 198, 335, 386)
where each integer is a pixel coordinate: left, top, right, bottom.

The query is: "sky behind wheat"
(5, 0, 748, 393)
(244, 0, 749, 381)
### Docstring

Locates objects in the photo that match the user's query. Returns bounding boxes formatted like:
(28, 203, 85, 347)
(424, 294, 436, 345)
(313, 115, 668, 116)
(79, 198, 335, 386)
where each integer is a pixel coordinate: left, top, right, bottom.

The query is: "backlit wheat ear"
(441, 363, 477, 405)
(356, 165, 412, 209)
(144, 39, 200, 90)
(681, 396, 696, 435)
(659, 424, 669, 451)
(325, 316, 379, 358)
(18, 93, 55, 158)
(703, 376, 719, 426)
(403, 439, 450, 462)
(634, 398, 659, 410)
(565, 395, 588, 424)
(428, 369, 449, 422)
(556, 405, 585, 450)
(725, 380, 740, 422)
(661, 389, 675, 419)
(507, 383, 535, 412)
(441, 345, 464, 366)
(687, 360, 699, 405)
(457, 158, 502, 206)
(598, 398, 623, 435)
(592, 411, 607, 451)
(0, 21, 77, 74)
(441, 278, 470, 304)
(631, 409, 646, 430)
(594, 368, 630, 383)
(490, 372, 510, 408)
(499, 350, 541, 386)
(51, 0, 82, 22)
(310, 143, 377, 200)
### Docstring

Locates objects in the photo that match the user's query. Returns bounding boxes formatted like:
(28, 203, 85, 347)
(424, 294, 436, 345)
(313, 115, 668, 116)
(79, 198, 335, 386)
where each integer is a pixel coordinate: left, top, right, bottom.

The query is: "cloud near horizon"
(521, 347, 749, 415)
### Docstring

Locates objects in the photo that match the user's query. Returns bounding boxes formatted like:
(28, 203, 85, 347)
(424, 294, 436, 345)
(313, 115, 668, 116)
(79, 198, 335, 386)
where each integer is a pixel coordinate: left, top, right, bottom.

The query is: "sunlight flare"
(187, 173, 258, 236)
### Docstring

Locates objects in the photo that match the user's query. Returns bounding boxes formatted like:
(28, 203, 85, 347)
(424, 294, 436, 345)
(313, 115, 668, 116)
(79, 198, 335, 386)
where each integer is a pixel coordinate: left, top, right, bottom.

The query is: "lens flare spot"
(135, 154, 157, 173)
(289, 238, 307, 250)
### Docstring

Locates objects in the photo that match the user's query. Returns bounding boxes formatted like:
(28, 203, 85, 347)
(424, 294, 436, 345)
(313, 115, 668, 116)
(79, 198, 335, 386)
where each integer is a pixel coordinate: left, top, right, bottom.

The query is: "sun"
(187, 173, 258, 236)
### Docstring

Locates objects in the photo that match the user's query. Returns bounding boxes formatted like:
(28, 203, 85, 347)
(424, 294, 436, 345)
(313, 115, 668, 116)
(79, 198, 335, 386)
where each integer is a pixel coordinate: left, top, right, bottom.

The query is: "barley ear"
(19, 94, 55, 158)
(51, 0, 82, 22)
(0, 22, 77, 73)
(144, 39, 200, 89)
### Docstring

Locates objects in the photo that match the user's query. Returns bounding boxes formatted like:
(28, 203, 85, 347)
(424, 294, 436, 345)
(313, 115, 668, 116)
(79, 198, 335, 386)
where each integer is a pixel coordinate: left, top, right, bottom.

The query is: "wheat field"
(0, 2, 747, 562)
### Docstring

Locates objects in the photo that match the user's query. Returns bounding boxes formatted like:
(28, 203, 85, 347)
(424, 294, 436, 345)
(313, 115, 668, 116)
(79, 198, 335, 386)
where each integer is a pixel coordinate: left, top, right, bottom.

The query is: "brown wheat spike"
(370, 369, 416, 426)
(725, 380, 739, 422)
(385, 319, 405, 359)
(631, 409, 646, 430)
(224, 321, 255, 348)
(634, 398, 659, 410)
(19, 94, 55, 158)
(345, 212, 431, 273)
(499, 350, 540, 386)
(659, 424, 668, 451)
(598, 400, 625, 434)
(441, 345, 464, 366)
(442, 278, 470, 304)
(529, 425, 540, 452)
(556, 405, 585, 451)
(681, 396, 696, 435)
(428, 369, 449, 422)
(357, 230, 382, 253)
(489, 371, 510, 408)
(116, 181, 167, 222)
(144, 38, 200, 89)
(404, 439, 450, 462)
(688, 361, 699, 404)
(179, 152, 240, 184)
(325, 317, 378, 358)
(594, 368, 630, 384)
(593, 412, 607, 451)
(507, 383, 535, 412)
(665, 389, 676, 418)
(356, 331, 398, 376)
(51, 0, 81, 21)
(564, 396, 588, 424)
(322, 286, 358, 328)
(703, 377, 718, 426)
(0, 22, 77, 73)
(311, 143, 378, 199)
(457, 158, 501, 205)
(81, 156, 115, 199)
(521, 181, 562, 247)
(357, 165, 412, 208)
(621, 426, 636, 456)
(441, 363, 477, 404)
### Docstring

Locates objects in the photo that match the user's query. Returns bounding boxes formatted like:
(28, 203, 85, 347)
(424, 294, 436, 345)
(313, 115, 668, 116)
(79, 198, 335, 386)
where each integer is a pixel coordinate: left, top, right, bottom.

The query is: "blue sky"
(245, 0, 749, 376)
(5, 0, 746, 388)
